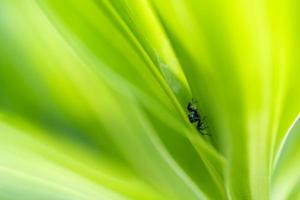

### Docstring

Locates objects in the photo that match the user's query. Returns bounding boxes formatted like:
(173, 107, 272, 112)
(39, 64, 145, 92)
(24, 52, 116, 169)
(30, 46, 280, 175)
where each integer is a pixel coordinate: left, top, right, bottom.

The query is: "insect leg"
(197, 121, 210, 135)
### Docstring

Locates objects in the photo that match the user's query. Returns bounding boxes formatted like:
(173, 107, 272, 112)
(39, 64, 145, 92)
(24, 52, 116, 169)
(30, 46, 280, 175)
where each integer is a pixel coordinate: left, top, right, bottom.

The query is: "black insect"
(187, 100, 209, 135)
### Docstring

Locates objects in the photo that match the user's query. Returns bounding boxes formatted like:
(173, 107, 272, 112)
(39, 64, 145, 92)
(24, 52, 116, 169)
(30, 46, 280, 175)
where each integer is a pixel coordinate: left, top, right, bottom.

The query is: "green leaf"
(0, 0, 300, 199)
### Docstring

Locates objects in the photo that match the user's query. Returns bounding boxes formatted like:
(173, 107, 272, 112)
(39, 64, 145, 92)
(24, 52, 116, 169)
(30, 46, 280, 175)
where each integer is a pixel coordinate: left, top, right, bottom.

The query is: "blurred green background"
(0, 0, 299, 199)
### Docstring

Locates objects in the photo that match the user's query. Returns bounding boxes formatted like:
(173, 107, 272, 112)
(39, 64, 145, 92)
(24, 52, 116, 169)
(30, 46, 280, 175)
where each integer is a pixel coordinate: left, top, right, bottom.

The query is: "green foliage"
(0, 0, 299, 199)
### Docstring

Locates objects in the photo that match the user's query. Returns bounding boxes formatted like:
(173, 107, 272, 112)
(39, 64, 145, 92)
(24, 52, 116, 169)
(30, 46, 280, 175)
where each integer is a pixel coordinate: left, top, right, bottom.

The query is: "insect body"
(187, 100, 209, 135)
